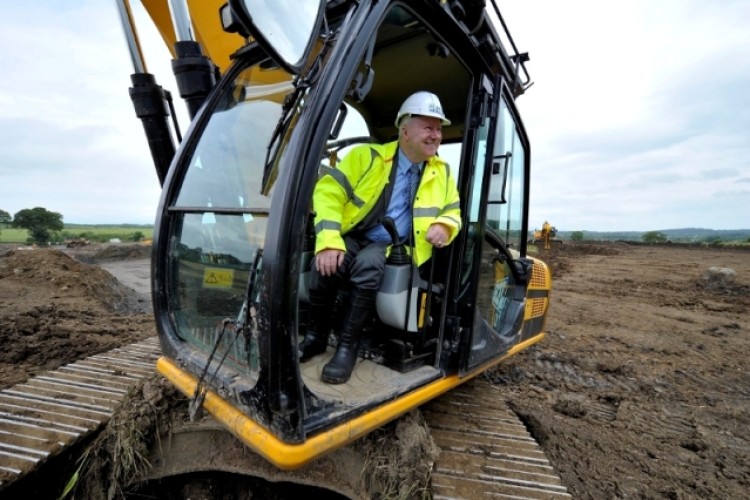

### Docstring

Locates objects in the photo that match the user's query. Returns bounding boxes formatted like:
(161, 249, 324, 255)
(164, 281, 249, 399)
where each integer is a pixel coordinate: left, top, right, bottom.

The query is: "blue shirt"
(365, 149, 421, 243)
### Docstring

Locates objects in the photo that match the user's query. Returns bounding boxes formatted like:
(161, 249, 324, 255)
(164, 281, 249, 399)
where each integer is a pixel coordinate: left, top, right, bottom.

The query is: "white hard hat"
(395, 91, 451, 127)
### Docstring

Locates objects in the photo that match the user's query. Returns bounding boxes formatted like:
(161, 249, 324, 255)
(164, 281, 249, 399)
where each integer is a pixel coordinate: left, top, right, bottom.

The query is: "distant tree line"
(642, 231, 668, 243)
(0, 207, 148, 245)
(545, 228, 750, 244)
(63, 230, 146, 243)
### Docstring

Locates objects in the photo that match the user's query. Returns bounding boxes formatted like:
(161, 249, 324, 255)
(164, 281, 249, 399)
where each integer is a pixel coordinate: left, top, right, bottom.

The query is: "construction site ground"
(0, 241, 748, 498)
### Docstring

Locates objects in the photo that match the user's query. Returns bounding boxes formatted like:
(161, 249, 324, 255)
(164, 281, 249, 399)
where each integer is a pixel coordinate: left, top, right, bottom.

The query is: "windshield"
(167, 63, 294, 374)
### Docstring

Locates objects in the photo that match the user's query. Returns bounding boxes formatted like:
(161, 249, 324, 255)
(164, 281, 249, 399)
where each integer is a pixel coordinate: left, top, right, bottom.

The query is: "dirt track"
(0, 242, 748, 498)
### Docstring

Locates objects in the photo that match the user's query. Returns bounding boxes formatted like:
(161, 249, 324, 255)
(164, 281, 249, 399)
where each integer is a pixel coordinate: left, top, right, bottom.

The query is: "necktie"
(406, 164, 420, 205)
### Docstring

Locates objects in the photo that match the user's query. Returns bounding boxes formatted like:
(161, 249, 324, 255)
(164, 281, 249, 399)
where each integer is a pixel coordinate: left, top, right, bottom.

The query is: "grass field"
(0, 229, 30, 243)
(0, 225, 153, 244)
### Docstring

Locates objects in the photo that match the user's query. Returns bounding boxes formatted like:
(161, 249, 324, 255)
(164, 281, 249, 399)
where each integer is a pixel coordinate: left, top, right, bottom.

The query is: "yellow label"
(418, 292, 426, 329)
(203, 268, 234, 289)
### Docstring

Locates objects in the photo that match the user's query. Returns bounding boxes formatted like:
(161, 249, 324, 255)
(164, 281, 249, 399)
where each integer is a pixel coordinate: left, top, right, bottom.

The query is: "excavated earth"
(0, 242, 748, 499)
(0, 244, 154, 391)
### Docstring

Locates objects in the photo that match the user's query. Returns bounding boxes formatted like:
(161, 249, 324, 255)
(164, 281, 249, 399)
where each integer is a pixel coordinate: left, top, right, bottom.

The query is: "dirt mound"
(64, 242, 152, 264)
(0, 249, 155, 389)
(1, 249, 143, 310)
(532, 242, 619, 279)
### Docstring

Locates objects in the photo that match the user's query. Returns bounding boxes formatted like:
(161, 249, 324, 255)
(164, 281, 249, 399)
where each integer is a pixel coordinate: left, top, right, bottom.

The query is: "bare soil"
(490, 242, 750, 499)
(0, 242, 748, 498)
(0, 245, 154, 390)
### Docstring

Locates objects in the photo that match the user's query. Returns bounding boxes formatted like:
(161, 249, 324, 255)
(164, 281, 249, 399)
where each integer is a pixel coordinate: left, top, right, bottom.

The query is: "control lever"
(381, 217, 410, 265)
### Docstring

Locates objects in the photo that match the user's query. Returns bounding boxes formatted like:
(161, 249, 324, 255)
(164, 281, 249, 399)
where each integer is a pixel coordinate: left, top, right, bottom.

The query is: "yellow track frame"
(156, 332, 545, 470)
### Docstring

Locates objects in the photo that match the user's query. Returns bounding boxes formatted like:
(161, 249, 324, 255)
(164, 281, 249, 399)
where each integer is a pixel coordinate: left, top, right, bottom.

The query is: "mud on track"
(0, 242, 748, 498)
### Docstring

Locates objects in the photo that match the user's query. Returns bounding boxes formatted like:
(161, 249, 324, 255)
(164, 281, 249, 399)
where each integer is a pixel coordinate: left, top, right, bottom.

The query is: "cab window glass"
(486, 100, 526, 249)
(166, 63, 295, 379)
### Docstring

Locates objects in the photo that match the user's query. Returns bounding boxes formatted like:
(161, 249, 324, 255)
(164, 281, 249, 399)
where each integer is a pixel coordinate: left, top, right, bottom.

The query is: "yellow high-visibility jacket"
(313, 140, 461, 266)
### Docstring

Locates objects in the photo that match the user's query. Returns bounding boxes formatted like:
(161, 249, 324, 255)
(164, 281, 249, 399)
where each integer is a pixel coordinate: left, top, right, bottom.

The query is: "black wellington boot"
(321, 289, 377, 384)
(298, 290, 335, 362)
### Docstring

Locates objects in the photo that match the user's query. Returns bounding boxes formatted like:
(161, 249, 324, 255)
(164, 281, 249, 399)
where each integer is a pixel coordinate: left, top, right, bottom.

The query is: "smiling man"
(300, 91, 462, 384)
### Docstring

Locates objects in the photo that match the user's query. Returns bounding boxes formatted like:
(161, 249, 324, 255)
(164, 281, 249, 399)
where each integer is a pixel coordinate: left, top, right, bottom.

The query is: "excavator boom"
(140, 0, 242, 73)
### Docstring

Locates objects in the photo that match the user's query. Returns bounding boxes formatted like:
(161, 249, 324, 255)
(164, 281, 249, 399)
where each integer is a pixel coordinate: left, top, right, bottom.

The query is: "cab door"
(458, 79, 532, 374)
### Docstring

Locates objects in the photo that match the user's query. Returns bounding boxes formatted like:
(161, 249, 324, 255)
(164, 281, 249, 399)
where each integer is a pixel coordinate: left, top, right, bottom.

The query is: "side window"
(461, 93, 529, 372)
(455, 99, 490, 303)
(486, 100, 527, 249)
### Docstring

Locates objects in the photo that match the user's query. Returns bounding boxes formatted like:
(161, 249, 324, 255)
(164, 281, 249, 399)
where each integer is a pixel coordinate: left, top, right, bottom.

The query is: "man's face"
(400, 115, 443, 163)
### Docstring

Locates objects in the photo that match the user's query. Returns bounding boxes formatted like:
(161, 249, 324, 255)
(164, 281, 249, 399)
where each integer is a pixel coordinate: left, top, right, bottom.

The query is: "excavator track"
(424, 380, 570, 499)
(0, 337, 161, 490)
(0, 338, 568, 498)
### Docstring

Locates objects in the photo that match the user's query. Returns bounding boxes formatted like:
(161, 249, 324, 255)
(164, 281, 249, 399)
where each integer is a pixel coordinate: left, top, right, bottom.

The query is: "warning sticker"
(203, 268, 234, 289)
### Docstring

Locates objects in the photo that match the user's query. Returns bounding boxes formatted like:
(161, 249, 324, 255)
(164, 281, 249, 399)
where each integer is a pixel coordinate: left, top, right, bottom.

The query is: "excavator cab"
(123, 0, 551, 469)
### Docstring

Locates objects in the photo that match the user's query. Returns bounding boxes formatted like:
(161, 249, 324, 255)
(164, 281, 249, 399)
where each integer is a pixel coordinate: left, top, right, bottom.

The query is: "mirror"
(229, 0, 325, 73)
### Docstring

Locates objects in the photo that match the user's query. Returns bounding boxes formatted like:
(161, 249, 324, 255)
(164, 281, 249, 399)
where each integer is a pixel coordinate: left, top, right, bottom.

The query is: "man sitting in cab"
(299, 91, 462, 384)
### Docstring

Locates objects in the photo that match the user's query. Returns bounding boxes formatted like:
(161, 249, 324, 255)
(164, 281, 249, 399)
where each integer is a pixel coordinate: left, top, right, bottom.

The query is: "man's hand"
(315, 248, 345, 276)
(425, 223, 451, 248)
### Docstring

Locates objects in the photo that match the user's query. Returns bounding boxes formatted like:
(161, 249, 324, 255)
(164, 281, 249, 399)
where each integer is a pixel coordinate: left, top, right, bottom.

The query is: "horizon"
(3, 217, 747, 233)
(54, 222, 749, 233)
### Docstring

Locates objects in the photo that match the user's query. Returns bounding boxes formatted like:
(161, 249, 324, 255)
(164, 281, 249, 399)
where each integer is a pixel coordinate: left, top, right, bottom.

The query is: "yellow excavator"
(116, 0, 552, 479)
(530, 221, 562, 249)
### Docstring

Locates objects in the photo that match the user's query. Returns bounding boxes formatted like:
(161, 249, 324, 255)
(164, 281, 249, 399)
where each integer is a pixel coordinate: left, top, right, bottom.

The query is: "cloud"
(503, 0, 750, 230)
(0, 1, 174, 224)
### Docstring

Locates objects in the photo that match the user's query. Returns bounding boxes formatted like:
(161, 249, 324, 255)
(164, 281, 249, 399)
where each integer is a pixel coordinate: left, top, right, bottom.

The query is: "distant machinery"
(529, 221, 562, 249)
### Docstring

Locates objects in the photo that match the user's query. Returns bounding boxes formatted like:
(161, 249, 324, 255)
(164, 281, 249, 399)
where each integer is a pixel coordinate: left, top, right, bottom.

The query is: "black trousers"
(309, 235, 389, 294)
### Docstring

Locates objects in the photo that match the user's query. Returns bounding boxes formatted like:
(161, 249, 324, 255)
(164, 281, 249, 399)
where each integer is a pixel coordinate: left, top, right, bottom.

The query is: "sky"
(0, 1, 748, 231)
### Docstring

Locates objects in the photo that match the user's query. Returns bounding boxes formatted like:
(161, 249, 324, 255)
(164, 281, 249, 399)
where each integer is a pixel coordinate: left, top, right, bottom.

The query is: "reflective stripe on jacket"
(313, 140, 461, 266)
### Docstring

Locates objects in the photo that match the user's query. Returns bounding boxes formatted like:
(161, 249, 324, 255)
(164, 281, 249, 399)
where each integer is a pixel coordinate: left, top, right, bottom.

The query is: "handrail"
(488, 0, 532, 92)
